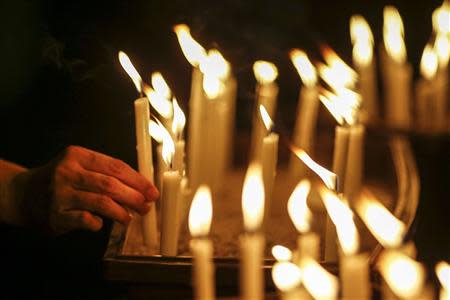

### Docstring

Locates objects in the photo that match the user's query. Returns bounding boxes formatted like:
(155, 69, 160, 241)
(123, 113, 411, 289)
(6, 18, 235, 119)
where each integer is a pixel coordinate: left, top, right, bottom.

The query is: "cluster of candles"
(117, 2, 450, 299)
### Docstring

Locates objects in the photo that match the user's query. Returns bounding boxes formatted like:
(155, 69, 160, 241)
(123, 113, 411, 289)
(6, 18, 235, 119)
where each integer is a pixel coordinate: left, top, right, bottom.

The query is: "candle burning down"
(118, 51, 143, 93)
(287, 179, 312, 233)
(320, 188, 360, 255)
(271, 245, 293, 262)
(272, 262, 302, 292)
(301, 257, 339, 299)
(241, 163, 265, 232)
(253, 60, 278, 84)
(259, 105, 274, 132)
(383, 6, 407, 63)
(378, 251, 426, 299)
(420, 44, 439, 80)
(189, 185, 213, 237)
(350, 15, 374, 66)
(356, 195, 406, 248)
(290, 49, 318, 87)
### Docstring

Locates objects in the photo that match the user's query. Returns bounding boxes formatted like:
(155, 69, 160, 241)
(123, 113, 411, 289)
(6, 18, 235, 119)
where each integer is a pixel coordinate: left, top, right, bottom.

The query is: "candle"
(434, 34, 450, 132)
(118, 51, 158, 248)
(272, 262, 310, 300)
(378, 250, 427, 300)
(289, 49, 319, 179)
(171, 98, 186, 174)
(188, 185, 215, 300)
(250, 61, 279, 161)
(240, 164, 265, 300)
(271, 245, 293, 262)
(159, 128, 182, 256)
(301, 257, 339, 300)
(350, 15, 378, 123)
(287, 180, 320, 262)
(149, 72, 174, 129)
(259, 105, 279, 224)
(436, 261, 450, 300)
(381, 6, 413, 130)
(320, 188, 370, 300)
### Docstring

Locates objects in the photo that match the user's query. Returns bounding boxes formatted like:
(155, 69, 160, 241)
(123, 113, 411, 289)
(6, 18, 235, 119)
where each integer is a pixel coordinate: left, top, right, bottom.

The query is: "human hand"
(14, 146, 159, 234)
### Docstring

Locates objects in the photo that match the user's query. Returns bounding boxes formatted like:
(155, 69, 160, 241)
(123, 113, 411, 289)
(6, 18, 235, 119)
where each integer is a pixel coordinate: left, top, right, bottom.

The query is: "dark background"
(0, 0, 448, 299)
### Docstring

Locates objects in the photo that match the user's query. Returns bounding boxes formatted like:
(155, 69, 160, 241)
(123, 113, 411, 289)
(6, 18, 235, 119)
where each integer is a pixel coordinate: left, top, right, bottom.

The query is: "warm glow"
(118, 51, 143, 93)
(350, 15, 374, 66)
(259, 105, 274, 132)
(356, 196, 406, 248)
(151, 72, 171, 99)
(435, 33, 450, 67)
(320, 46, 358, 89)
(148, 120, 163, 143)
(291, 147, 337, 191)
(383, 6, 407, 63)
(320, 188, 359, 255)
(172, 98, 186, 137)
(301, 257, 338, 299)
(436, 261, 450, 291)
(420, 44, 439, 80)
(433, 2, 450, 34)
(188, 185, 213, 238)
(378, 251, 425, 299)
(241, 163, 265, 232)
(287, 180, 312, 233)
(200, 49, 230, 99)
(159, 118, 175, 167)
(319, 88, 360, 126)
(272, 245, 293, 262)
(143, 86, 173, 119)
(173, 24, 207, 67)
(290, 49, 318, 87)
(253, 60, 278, 84)
(272, 262, 302, 292)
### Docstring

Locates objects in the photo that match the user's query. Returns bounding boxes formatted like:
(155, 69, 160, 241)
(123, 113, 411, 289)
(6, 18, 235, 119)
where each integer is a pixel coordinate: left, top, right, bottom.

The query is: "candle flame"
(118, 51, 143, 93)
(356, 195, 406, 248)
(319, 88, 360, 126)
(383, 6, 407, 63)
(435, 33, 450, 68)
(188, 185, 213, 237)
(173, 24, 207, 67)
(433, 2, 450, 34)
(157, 118, 175, 167)
(272, 262, 302, 292)
(241, 163, 265, 232)
(259, 105, 274, 132)
(143, 86, 173, 119)
(378, 251, 425, 299)
(253, 60, 278, 84)
(290, 49, 318, 87)
(200, 49, 230, 99)
(301, 257, 339, 299)
(320, 46, 358, 89)
(291, 147, 337, 191)
(436, 261, 450, 291)
(272, 245, 293, 262)
(319, 188, 359, 255)
(148, 120, 164, 143)
(350, 15, 374, 66)
(421, 44, 439, 80)
(172, 98, 186, 137)
(287, 180, 312, 233)
(151, 72, 172, 99)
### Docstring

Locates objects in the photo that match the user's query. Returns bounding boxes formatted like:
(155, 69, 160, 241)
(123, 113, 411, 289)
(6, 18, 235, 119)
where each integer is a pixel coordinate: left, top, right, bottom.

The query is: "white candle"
(434, 33, 450, 132)
(240, 164, 265, 300)
(289, 49, 319, 179)
(343, 124, 365, 205)
(332, 126, 350, 193)
(340, 253, 371, 300)
(188, 185, 215, 300)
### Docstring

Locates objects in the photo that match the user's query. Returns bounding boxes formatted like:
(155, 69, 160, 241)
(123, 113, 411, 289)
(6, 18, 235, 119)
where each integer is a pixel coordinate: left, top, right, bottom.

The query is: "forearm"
(0, 160, 28, 225)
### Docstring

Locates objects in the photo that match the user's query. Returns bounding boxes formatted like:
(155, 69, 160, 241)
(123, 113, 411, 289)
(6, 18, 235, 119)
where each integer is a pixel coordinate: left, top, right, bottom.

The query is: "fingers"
(65, 146, 159, 201)
(73, 169, 150, 215)
(69, 189, 132, 225)
(62, 210, 104, 232)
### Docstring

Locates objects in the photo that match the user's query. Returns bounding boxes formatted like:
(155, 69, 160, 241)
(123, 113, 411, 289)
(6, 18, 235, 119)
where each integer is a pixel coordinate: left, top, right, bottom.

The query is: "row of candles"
(117, 2, 450, 299)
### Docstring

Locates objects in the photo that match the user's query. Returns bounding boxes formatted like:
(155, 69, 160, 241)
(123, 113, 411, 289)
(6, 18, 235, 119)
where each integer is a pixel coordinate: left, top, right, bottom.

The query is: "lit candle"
(381, 6, 413, 130)
(271, 245, 293, 262)
(320, 188, 370, 300)
(118, 51, 158, 248)
(251, 61, 279, 161)
(149, 72, 174, 130)
(289, 50, 319, 179)
(189, 185, 215, 300)
(171, 98, 186, 174)
(378, 250, 429, 300)
(287, 179, 320, 262)
(436, 261, 450, 300)
(350, 15, 378, 123)
(272, 261, 310, 300)
(259, 105, 279, 224)
(159, 128, 182, 256)
(301, 257, 339, 300)
(240, 163, 265, 300)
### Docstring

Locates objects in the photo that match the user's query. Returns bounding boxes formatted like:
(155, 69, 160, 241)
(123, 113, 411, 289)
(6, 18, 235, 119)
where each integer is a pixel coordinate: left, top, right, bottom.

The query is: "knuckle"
(100, 176, 115, 190)
(93, 195, 111, 212)
(109, 158, 125, 174)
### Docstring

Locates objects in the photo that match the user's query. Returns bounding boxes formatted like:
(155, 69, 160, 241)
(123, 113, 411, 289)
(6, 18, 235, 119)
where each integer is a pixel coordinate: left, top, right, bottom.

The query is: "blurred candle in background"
(436, 261, 450, 300)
